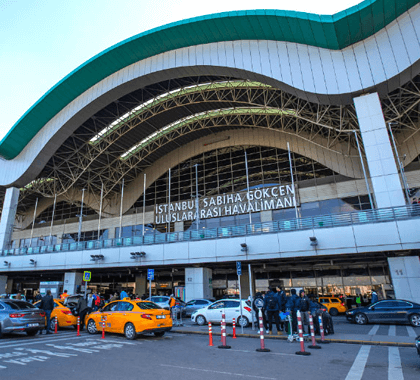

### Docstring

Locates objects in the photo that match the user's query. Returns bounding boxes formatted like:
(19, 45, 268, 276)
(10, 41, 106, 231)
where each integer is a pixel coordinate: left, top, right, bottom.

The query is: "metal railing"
(2, 205, 419, 257)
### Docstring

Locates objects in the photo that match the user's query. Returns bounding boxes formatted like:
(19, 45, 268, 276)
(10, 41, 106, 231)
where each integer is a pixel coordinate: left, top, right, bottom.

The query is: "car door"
(206, 301, 226, 322)
(184, 300, 196, 316)
(390, 301, 413, 323)
(113, 301, 134, 333)
(224, 300, 241, 321)
(100, 302, 119, 332)
(368, 301, 393, 322)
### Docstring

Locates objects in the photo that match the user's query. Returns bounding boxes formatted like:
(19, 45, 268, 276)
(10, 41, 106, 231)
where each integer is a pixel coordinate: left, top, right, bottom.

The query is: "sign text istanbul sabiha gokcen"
(154, 184, 298, 224)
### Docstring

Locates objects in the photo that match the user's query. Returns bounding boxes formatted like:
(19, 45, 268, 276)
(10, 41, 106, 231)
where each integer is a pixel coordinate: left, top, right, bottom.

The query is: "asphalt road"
(0, 329, 419, 380)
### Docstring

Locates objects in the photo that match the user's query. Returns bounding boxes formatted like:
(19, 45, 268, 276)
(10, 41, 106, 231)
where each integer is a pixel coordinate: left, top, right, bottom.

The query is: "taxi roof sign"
(83, 271, 92, 282)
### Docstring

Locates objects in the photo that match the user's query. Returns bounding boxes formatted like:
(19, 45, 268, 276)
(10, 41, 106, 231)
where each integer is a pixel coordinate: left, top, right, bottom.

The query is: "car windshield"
(4, 301, 36, 310)
(137, 302, 162, 310)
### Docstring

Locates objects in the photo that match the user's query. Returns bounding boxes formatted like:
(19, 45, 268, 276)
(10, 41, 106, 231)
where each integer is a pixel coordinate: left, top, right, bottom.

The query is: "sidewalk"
(171, 318, 417, 347)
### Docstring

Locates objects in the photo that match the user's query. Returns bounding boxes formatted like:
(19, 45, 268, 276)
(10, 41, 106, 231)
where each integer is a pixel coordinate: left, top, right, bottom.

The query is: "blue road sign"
(147, 269, 154, 280)
(236, 261, 242, 276)
(83, 271, 91, 282)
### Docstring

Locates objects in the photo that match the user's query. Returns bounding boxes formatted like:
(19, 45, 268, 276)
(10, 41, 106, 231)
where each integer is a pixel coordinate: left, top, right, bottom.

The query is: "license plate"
(156, 315, 166, 319)
(26, 323, 39, 327)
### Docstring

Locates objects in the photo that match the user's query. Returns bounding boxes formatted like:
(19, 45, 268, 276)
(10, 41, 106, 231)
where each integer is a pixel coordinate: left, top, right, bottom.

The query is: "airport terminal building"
(0, 0, 419, 303)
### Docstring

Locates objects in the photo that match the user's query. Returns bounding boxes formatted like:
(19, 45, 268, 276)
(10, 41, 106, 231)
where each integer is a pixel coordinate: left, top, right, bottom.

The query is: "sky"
(0, 0, 363, 140)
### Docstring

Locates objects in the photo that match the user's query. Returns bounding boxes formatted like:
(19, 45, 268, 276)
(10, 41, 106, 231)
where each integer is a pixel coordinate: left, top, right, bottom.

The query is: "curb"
(171, 329, 415, 348)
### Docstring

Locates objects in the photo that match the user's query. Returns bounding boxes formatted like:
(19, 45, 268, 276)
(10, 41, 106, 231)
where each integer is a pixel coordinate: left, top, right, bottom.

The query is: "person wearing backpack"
(252, 292, 268, 331)
(263, 288, 282, 335)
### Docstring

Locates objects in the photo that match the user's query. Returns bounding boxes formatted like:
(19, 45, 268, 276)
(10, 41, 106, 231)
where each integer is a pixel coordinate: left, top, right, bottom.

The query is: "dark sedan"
(346, 299, 420, 327)
(184, 299, 214, 317)
(0, 299, 46, 337)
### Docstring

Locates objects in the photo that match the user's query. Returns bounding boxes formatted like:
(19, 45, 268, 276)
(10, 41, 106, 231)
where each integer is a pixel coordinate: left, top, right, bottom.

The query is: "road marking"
(388, 347, 403, 380)
(368, 325, 379, 335)
(0, 332, 75, 347)
(388, 325, 396, 337)
(0, 335, 87, 350)
(406, 326, 417, 338)
(345, 345, 371, 380)
(160, 364, 276, 379)
(230, 348, 297, 357)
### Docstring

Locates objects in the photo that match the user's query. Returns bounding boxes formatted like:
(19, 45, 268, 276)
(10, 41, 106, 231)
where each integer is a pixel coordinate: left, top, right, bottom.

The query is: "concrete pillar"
(135, 275, 147, 297)
(108, 228, 115, 239)
(64, 272, 83, 295)
(0, 275, 7, 294)
(353, 93, 406, 208)
(174, 221, 184, 232)
(0, 187, 20, 250)
(239, 267, 255, 298)
(6, 279, 13, 294)
(388, 256, 420, 304)
(185, 267, 212, 301)
(260, 210, 273, 223)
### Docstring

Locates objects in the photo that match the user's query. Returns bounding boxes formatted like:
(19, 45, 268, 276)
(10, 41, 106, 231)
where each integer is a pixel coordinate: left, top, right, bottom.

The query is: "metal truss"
(17, 76, 420, 212)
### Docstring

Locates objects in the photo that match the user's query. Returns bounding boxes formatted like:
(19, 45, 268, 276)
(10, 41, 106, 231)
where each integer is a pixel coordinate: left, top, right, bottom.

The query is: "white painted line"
(388, 347, 404, 380)
(0, 332, 75, 347)
(368, 325, 379, 335)
(160, 364, 276, 379)
(0, 335, 87, 350)
(345, 345, 371, 380)
(230, 348, 297, 357)
(388, 325, 396, 337)
(406, 326, 417, 338)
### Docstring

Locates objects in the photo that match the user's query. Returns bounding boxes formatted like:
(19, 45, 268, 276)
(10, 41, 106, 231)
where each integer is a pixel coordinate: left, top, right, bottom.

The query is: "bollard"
(101, 321, 105, 339)
(232, 318, 237, 339)
(295, 311, 310, 356)
(208, 322, 213, 346)
(287, 314, 294, 342)
(308, 314, 321, 349)
(218, 312, 231, 349)
(318, 315, 329, 344)
(256, 309, 270, 352)
(54, 316, 58, 334)
(76, 316, 80, 336)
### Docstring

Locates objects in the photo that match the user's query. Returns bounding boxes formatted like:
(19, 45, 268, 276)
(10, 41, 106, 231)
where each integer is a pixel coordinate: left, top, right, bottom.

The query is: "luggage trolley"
(171, 305, 184, 326)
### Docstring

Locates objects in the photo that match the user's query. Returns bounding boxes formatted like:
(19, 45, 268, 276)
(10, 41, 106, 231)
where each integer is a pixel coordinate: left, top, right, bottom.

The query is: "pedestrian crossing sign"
(83, 271, 91, 282)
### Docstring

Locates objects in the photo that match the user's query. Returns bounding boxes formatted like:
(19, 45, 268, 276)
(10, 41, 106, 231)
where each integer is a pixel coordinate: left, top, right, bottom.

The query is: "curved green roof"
(0, 0, 418, 160)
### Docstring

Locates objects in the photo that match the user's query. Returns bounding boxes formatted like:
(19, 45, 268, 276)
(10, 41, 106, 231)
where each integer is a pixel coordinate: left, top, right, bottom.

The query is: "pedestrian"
(87, 293, 95, 310)
(297, 289, 310, 334)
(94, 293, 101, 311)
(252, 292, 267, 331)
(263, 288, 282, 335)
(34, 291, 42, 302)
(39, 289, 54, 334)
(110, 292, 119, 302)
(120, 289, 128, 299)
(169, 294, 176, 318)
(276, 286, 286, 331)
(76, 296, 89, 330)
(60, 289, 69, 300)
(356, 294, 362, 308)
(286, 288, 300, 334)
(370, 290, 378, 304)
(16, 292, 22, 300)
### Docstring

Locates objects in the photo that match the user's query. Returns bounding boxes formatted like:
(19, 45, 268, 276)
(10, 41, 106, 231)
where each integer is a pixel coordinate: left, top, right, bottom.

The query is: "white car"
(191, 299, 254, 327)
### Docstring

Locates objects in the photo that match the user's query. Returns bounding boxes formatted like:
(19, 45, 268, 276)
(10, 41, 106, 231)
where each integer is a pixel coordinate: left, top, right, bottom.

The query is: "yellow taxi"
(34, 299, 78, 329)
(318, 296, 348, 316)
(86, 298, 172, 339)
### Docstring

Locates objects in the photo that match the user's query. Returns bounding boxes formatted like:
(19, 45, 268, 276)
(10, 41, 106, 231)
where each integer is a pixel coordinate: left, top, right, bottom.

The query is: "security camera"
(309, 237, 318, 246)
(240, 243, 248, 252)
(4, 261, 10, 267)
(29, 259, 37, 265)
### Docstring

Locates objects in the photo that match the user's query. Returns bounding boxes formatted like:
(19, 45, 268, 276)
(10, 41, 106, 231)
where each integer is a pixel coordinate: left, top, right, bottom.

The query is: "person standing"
(39, 290, 54, 334)
(60, 290, 69, 300)
(169, 294, 176, 318)
(370, 290, 378, 304)
(120, 289, 128, 299)
(297, 290, 310, 334)
(263, 288, 282, 335)
(276, 287, 286, 331)
(356, 294, 362, 308)
(252, 292, 267, 331)
(286, 289, 300, 334)
(77, 296, 89, 330)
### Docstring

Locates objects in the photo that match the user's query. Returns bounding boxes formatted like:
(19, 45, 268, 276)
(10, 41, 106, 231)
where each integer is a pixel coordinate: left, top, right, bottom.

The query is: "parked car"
(191, 299, 253, 327)
(346, 299, 420, 327)
(86, 299, 172, 339)
(0, 299, 46, 337)
(146, 296, 186, 316)
(0, 294, 27, 301)
(318, 296, 347, 316)
(34, 298, 77, 330)
(184, 299, 214, 317)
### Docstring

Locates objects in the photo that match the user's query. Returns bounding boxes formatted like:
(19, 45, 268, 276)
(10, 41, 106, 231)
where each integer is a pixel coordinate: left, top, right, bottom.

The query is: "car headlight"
(347, 310, 354, 315)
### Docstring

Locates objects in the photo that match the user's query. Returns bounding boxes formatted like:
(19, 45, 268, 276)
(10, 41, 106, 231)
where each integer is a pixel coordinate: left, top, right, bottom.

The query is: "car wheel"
(154, 331, 165, 337)
(329, 308, 338, 317)
(26, 330, 38, 336)
(50, 318, 57, 331)
(409, 313, 420, 327)
(354, 313, 368, 325)
(237, 316, 249, 327)
(196, 315, 206, 326)
(87, 319, 97, 334)
(124, 322, 137, 340)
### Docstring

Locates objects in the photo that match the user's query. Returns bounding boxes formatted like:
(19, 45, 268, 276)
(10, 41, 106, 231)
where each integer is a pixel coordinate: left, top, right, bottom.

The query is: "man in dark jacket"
(276, 287, 286, 331)
(77, 296, 89, 330)
(286, 288, 300, 334)
(39, 290, 54, 334)
(263, 288, 282, 335)
(370, 290, 378, 304)
(297, 290, 310, 334)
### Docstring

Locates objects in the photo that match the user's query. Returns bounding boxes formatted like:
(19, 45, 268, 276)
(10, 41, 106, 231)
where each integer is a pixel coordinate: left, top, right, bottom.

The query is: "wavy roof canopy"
(0, 0, 418, 160)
